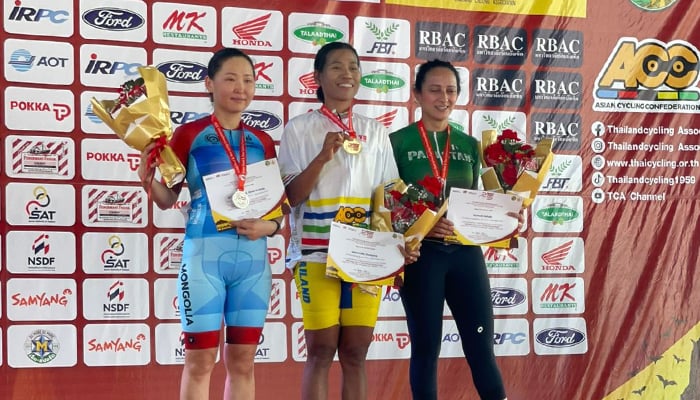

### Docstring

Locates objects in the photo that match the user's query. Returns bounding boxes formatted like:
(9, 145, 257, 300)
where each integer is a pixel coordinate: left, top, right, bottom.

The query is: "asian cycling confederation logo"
(593, 37, 700, 114)
(628, 0, 679, 11)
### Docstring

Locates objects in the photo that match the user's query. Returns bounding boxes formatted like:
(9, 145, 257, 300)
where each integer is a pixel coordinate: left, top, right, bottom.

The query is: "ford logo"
(156, 61, 207, 84)
(490, 287, 526, 308)
(82, 8, 145, 31)
(535, 327, 585, 348)
(241, 110, 282, 131)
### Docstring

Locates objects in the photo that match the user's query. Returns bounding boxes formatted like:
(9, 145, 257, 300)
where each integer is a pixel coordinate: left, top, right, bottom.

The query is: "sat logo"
(25, 186, 57, 221)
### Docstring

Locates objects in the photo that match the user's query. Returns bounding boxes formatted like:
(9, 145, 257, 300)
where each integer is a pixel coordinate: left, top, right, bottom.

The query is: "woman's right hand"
(316, 131, 348, 163)
(138, 142, 159, 187)
(427, 217, 454, 239)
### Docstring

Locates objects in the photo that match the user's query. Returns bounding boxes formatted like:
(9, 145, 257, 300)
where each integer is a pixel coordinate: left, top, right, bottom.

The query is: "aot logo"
(82, 8, 145, 31)
(156, 61, 206, 84)
(84, 53, 141, 76)
(232, 13, 272, 47)
(24, 329, 60, 364)
(361, 70, 406, 93)
(535, 327, 585, 348)
(101, 235, 130, 270)
(293, 22, 344, 46)
(8, 49, 69, 72)
(365, 22, 399, 55)
(594, 38, 700, 113)
(241, 110, 282, 131)
(8, 4, 69, 23)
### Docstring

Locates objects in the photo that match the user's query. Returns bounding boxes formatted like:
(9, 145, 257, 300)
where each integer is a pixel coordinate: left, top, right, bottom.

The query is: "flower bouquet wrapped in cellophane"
(480, 129, 553, 207)
(90, 66, 185, 188)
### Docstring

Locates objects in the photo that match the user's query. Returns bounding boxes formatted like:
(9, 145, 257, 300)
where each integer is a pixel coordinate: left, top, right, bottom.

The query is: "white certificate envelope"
(326, 222, 405, 285)
(445, 188, 523, 248)
(203, 158, 289, 231)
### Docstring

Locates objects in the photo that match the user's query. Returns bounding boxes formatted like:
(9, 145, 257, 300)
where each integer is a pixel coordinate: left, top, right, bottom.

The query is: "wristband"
(268, 219, 281, 237)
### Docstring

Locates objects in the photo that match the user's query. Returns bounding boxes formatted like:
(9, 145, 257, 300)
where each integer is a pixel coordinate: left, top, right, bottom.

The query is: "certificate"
(326, 222, 405, 285)
(444, 188, 523, 248)
(203, 158, 290, 231)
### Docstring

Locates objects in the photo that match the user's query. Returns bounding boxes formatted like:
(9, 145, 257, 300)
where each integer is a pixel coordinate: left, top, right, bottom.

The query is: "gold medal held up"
(343, 138, 362, 154)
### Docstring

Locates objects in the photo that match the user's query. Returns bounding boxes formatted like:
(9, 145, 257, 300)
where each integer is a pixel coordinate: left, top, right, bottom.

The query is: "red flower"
(384, 177, 441, 234)
(417, 175, 442, 198)
(483, 129, 536, 190)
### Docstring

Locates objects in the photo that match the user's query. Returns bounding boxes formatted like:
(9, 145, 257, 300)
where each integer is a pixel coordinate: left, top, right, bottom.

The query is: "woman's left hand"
(398, 242, 421, 265)
(235, 218, 278, 241)
(506, 209, 525, 236)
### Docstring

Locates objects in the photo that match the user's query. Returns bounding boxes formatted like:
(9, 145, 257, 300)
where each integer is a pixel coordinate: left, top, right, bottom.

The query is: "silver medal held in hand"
(232, 190, 249, 209)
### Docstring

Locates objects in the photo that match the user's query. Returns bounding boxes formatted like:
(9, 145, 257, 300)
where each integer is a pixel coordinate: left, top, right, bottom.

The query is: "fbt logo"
(9, 3, 69, 23)
(101, 235, 130, 270)
(232, 13, 272, 47)
(364, 21, 399, 55)
(25, 186, 56, 222)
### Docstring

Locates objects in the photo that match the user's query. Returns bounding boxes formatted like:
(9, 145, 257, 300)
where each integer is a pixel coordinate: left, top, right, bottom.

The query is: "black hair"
(313, 42, 360, 102)
(414, 59, 461, 94)
(207, 48, 255, 102)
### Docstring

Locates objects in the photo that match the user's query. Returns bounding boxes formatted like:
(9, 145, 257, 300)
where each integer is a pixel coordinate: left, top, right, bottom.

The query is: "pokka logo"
(232, 13, 272, 47)
(101, 235, 131, 270)
(372, 332, 411, 350)
(628, 0, 679, 11)
(293, 22, 344, 46)
(82, 8, 145, 31)
(10, 100, 71, 121)
(536, 203, 579, 225)
(361, 70, 406, 93)
(375, 109, 398, 128)
(593, 38, 700, 114)
(26, 186, 57, 222)
(24, 329, 60, 364)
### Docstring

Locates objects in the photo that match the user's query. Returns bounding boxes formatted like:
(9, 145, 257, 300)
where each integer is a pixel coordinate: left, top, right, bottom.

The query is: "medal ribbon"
(417, 120, 451, 197)
(319, 105, 357, 140)
(211, 114, 247, 192)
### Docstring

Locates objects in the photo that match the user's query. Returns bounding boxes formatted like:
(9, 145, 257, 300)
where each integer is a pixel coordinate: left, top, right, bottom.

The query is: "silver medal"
(231, 190, 250, 209)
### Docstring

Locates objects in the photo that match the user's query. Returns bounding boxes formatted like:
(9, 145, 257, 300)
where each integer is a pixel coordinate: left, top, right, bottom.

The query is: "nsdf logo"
(594, 38, 700, 113)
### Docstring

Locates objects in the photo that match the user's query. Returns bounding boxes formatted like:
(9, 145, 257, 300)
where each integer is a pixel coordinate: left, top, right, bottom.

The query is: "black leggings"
(400, 242, 506, 400)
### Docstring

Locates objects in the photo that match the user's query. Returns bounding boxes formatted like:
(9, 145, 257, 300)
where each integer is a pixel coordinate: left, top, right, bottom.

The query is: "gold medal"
(343, 138, 362, 154)
(231, 190, 250, 209)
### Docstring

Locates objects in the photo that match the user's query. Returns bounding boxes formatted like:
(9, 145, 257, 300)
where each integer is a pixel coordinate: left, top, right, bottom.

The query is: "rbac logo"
(82, 8, 145, 31)
(156, 61, 207, 83)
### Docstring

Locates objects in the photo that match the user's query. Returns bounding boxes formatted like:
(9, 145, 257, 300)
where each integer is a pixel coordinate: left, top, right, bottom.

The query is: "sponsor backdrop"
(1, 0, 699, 399)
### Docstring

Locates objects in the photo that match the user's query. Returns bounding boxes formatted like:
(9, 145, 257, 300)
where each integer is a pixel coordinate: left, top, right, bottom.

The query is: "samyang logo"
(491, 287, 526, 308)
(241, 110, 282, 131)
(82, 8, 145, 31)
(293, 22, 344, 46)
(535, 327, 585, 348)
(361, 70, 406, 93)
(156, 61, 206, 84)
(593, 38, 700, 114)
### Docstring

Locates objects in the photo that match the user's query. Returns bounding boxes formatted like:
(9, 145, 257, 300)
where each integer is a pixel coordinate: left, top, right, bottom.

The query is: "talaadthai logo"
(293, 22, 343, 46)
(82, 8, 145, 31)
(241, 110, 282, 131)
(156, 61, 206, 83)
(232, 13, 272, 47)
(593, 37, 700, 114)
(491, 287, 526, 308)
(361, 70, 406, 93)
(536, 203, 579, 224)
(535, 327, 585, 348)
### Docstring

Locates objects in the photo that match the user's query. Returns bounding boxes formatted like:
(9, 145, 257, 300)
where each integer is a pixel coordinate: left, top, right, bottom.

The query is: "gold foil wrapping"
(90, 66, 185, 188)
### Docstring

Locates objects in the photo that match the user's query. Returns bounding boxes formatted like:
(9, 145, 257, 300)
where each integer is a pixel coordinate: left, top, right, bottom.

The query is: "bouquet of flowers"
(371, 175, 448, 251)
(90, 66, 185, 188)
(481, 129, 553, 207)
